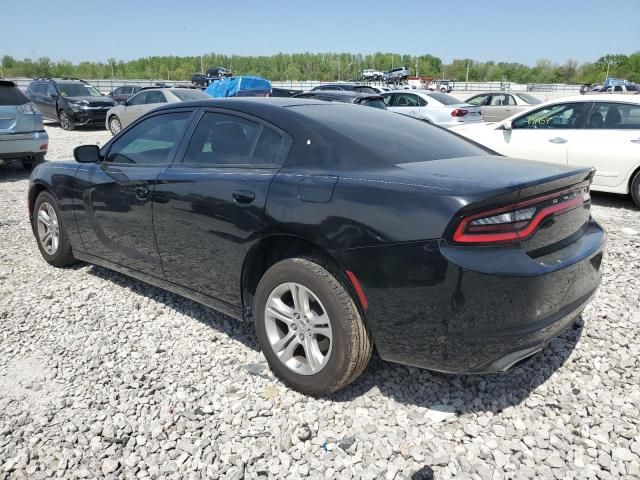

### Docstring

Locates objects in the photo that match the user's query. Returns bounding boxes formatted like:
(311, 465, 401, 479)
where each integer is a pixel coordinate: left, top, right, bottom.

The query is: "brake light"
(453, 185, 590, 244)
(451, 109, 468, 117)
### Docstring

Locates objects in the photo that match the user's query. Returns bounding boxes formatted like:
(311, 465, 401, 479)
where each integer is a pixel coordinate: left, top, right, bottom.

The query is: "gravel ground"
(1, 124, 639, 480)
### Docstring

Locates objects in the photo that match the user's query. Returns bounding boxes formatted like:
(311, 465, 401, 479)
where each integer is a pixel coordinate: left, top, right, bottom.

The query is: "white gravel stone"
(0, 125, 639, 478)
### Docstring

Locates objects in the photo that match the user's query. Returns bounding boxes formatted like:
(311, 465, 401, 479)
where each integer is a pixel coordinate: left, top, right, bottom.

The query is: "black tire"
(254, 257, 372, 395)
(59, 110, 75, 131)
(32, 191, 76, 267)
(108, 115, 122, 136)
(631, 170, 640, 208)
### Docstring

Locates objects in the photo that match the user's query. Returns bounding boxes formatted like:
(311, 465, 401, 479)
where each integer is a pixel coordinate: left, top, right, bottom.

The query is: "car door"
(388, 92, 420, 118)
(74, 110, 194, 278)
(478, 102, 590, 165)
(466, 94, 491, 119)
(120, 91, 168, 127)
(38, 84, 58, 120)
(568, 102, 640, 190)
(153, 109, 290, 307)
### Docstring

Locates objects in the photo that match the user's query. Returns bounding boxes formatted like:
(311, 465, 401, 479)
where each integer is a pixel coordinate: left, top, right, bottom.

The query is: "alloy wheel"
(37, 202, 60, 255)
(60, 112, 69, 130)
(110, 117, 122, 135)
(264, 282, 333, 375)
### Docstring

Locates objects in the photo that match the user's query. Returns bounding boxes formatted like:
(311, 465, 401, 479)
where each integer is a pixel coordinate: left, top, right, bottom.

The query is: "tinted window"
(353, 86, 378, 94)
(36, 84, 48, 96)
(145, 91, 167, 104)
(46, 85, 57, 97)
(382, 94, 393, 106)
(0, 84, 29, 105)
(625, 85, 638, 92)
(589, 103, 640, 129)
(513, 103, 587, 129)
(360, 98, 387, 110)
(489, 94, 515, 106)
(515, 93, 541, 105)
(253, 127, 286, 165)
(289, 104, 490, 167)
(466, 94, 490, 106)
(170, 89, 209, 101)
(614, 86, 623, 92)
(27, 83, 38, 94)
(426, 93, 461, 105)
(106, 112, 191, 165)
(183, 112, 260, 166)
(127, 92, 147, 105)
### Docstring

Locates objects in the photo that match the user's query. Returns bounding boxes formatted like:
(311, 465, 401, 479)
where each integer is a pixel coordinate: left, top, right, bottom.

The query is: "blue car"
(0, 80, 48, 169)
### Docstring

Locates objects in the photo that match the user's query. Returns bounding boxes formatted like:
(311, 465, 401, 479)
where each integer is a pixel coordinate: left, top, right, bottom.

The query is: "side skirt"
(74, 251, 244, 321)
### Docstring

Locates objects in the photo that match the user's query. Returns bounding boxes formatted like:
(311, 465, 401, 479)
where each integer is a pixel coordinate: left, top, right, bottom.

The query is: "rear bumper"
(332, 219, 606, 373)
(0, 130, 48, 158)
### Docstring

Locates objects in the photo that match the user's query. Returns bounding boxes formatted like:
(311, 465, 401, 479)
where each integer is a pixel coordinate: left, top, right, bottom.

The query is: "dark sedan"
(28, 98, 605, 395)
(293, 90, 386, 109)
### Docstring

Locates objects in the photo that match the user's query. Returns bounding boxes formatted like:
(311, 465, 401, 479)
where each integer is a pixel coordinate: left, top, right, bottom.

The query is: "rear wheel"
(59, 110, 75, 131)
(32, 191, 76, 267)
(254, 258, 372, 395)
(108, 115, 122, 135)
(631, 170, 640, 208)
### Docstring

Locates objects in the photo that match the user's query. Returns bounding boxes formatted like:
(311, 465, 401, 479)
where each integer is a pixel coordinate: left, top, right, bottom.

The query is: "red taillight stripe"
(346, 270, 368, 311)
(453, 185, 590, 244)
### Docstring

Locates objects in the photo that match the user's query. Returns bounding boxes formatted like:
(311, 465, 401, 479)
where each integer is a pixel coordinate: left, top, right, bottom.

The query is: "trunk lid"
(0, 106, 36, 134)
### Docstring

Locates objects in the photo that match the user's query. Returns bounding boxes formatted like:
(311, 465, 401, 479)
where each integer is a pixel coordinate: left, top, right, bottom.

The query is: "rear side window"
(145, 91, 167, 104)
(0, 83, 29, 105)
(426, 92, 461, 105)
(183, 112, 285, 166)
(589, 103, 640, 129)
(360, 98, 387, 110)
(106, 112, 192, 165)
(28, 83, 39, 94)
(171, 89, 209, 101)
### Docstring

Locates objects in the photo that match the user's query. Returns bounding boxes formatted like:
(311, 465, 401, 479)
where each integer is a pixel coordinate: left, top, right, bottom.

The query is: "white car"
(382, 90, 483, 128)
(465, 92, 542, 122)
(451, 95, 640, 206)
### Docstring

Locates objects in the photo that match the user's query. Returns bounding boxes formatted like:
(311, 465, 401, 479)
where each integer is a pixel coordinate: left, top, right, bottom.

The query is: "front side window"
(183, 112, 285, 166)
(127, 92, 148, 106)
(382, 94, 394, 106)
(393, 93, 419, 107)
(36, 84, 48, 96)
(513, 103, 587, 129)
(106, 112, 191, 165)
(46, 85, 57, 97)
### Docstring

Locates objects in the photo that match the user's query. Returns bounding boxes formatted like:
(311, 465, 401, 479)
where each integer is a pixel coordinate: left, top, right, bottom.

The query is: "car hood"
(65, 96, 116, 105)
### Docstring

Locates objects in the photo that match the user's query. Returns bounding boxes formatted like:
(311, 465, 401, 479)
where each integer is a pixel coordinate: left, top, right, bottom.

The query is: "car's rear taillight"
(453, 185, 591, 244)
(451, 109, 468, 117)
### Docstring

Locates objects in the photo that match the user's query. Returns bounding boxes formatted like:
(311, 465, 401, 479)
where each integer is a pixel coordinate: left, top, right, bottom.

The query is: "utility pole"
(605, 61, 611, 82)
(200, 54, 204, 74)
(465, 61, 470, 90)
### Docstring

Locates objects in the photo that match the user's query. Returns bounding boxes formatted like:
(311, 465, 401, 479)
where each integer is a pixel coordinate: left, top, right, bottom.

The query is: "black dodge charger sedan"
(28, 98, 606, 395)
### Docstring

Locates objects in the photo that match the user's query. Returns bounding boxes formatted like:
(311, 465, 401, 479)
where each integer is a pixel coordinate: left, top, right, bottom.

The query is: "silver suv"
(383, 67, 410, 84)
(0, 80, 48, 169)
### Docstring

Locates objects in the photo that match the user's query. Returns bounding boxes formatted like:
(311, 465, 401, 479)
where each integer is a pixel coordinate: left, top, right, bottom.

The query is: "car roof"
(541, 94, 640, 105)
(298, 90, 382, 99)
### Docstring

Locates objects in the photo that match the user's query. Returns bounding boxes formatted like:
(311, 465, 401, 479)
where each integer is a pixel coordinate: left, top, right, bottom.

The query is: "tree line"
(1, 52, 639, 84)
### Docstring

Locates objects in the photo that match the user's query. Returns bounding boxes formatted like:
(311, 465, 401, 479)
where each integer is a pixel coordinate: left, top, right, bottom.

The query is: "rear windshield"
(426, 92, 461, 105)
(290, 104, 489, 167)
(515, 93, 542, 104)
(171, 89, 209, 101)
(0, 83, 29, 106)
(360, 98, 387, 110)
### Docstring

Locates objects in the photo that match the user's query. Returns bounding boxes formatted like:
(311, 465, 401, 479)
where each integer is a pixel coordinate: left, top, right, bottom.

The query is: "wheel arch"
(627, 163, 640, 195)
(28, 181, 51, 220)
(240, 234, 368, 322)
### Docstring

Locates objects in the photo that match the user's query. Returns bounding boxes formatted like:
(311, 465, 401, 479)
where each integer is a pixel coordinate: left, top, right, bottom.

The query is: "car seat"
(588, 112, 604, 128)
(604, 107, 622, 128)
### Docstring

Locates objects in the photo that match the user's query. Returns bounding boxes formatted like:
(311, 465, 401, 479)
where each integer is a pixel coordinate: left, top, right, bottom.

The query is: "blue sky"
(3, 0, 639, 65)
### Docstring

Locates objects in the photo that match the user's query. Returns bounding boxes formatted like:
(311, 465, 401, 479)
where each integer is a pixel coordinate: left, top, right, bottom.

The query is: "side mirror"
(503, 120, 513, 130)
(74, 145, 101, 163)
(124, 99, 130, 106)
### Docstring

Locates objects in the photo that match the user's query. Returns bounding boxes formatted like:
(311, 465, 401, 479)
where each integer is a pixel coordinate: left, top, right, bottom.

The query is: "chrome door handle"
(631, 138, 640, 144)
(548, 137, 568, 144)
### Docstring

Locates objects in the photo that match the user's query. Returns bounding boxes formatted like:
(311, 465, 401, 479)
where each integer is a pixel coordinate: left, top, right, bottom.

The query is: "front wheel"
(254, 258, 372, 395)
(32, 191, 76, 267)
(631, 170, 640, 208)
(59, 110, 75, 131)
(108, 116, 122, 135)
